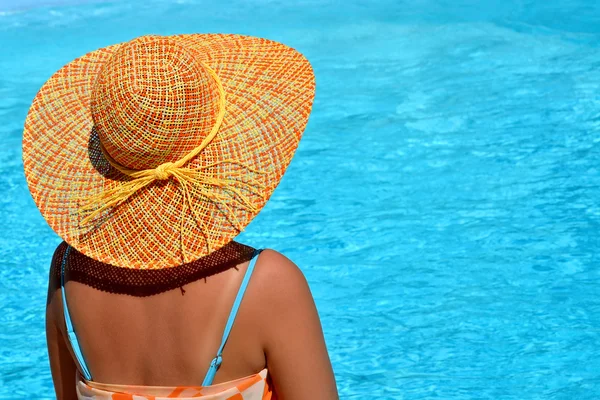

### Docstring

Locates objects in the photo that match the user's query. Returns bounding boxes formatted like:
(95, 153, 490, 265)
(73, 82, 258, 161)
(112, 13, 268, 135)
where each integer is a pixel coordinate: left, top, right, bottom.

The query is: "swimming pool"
(1, 0, 600, 398)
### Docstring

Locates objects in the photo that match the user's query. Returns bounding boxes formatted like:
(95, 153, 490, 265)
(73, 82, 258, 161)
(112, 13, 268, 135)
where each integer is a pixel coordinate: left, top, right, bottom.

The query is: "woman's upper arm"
(254, 249, 338, 400)
(46, 284, 78, 400)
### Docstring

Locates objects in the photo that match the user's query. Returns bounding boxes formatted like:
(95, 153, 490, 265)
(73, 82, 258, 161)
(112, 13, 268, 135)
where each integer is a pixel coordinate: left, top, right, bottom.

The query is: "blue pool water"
(1, 0, 600, 398)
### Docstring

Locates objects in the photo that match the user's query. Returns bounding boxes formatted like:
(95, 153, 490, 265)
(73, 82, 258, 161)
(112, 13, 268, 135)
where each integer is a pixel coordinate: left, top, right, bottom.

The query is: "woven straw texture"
(23, 34, 315, 269)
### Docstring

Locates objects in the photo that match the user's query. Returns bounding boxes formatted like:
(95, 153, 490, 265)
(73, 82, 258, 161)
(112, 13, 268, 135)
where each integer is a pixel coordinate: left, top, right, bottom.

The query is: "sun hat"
(22, 33, 315, 269)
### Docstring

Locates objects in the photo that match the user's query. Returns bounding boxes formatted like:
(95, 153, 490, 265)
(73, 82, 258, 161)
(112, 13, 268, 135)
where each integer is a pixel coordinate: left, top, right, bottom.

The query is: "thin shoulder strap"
(60, 245, 93, 381)
(202, 249, 262, 386)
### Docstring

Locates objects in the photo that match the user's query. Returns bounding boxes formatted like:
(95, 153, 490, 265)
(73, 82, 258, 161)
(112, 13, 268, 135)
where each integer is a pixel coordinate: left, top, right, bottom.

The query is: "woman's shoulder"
(254, 249, 310, 286)
(47, 241, 69, 305)
(251, 248, 315, 313)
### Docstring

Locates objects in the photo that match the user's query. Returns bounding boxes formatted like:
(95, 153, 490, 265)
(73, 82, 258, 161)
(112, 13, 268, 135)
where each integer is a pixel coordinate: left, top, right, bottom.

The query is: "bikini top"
(60, 245, 263, 387)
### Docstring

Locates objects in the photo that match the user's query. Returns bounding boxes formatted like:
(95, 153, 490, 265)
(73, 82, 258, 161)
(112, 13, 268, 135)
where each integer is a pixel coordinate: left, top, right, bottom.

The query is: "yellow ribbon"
(79, 63, 264, 258)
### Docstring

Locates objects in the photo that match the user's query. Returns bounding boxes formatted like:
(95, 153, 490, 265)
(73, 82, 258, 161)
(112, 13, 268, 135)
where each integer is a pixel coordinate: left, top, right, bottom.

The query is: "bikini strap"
(202, 249, 262, 386)
(60, 245, 93, 380)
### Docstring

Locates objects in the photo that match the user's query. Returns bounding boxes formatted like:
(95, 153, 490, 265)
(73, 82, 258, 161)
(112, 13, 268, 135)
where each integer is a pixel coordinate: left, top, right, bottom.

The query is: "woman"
(24, 34, 338, 399)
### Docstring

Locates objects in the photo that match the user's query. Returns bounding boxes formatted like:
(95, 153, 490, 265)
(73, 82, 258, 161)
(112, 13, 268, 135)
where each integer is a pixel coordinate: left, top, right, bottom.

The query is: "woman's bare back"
(47, 248, 339, 399)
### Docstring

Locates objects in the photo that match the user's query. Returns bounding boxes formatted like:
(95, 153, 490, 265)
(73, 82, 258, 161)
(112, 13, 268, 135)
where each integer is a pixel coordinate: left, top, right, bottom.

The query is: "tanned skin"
(46, 249, 339, 400)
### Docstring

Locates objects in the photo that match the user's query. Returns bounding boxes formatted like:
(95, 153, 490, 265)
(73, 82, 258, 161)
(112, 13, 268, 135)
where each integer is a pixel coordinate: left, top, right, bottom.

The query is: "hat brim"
(23, 34, 315, 269)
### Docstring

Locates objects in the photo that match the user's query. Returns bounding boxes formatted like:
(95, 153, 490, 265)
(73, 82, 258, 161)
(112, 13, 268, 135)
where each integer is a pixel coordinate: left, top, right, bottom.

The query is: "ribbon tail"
(174, 171, 215, 253)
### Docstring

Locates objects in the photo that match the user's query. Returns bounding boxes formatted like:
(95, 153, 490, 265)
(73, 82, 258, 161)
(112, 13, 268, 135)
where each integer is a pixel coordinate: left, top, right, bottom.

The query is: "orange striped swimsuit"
(61, 246, 275, 400)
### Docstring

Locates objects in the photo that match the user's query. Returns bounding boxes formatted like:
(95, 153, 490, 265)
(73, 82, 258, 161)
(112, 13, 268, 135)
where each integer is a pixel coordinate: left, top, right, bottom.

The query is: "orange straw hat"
(22, 34, 315, 269)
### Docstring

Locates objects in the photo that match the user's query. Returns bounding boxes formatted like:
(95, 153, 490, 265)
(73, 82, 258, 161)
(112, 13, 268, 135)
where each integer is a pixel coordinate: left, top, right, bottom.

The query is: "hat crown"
(90, 35, 221, 170)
